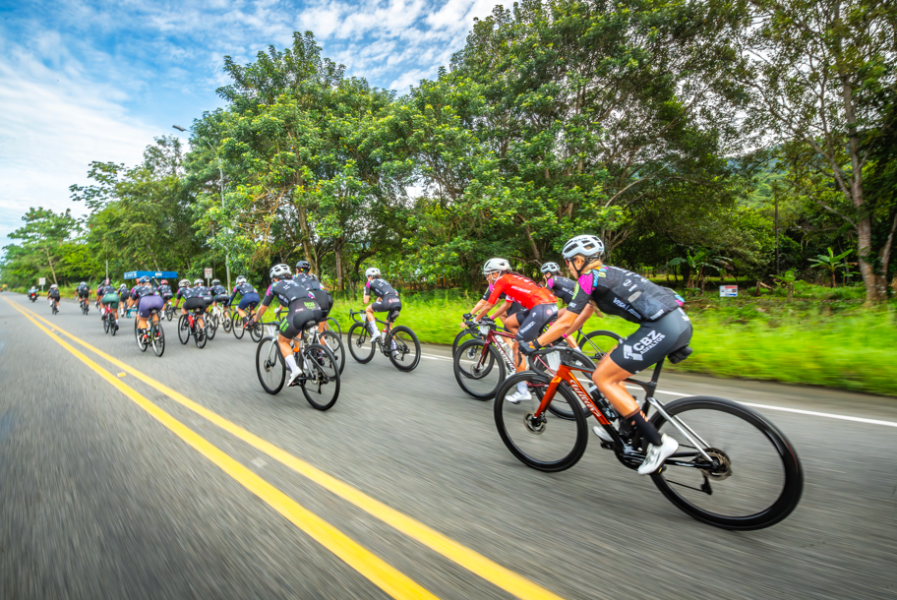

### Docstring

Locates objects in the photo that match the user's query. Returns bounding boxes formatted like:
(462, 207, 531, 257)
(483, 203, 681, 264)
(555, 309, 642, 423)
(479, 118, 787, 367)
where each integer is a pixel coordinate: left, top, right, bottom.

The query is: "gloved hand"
(463, 313, 473, 320)
(519, 339, 542, 355)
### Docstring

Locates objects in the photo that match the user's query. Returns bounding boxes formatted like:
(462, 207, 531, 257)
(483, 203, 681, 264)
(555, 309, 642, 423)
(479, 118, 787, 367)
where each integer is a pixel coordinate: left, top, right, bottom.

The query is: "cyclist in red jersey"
(474, 258, 559, 404)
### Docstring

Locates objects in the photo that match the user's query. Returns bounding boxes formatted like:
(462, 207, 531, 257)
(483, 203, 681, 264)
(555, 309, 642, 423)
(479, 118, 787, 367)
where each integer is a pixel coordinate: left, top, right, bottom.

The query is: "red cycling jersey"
(487, 273, 556, 309)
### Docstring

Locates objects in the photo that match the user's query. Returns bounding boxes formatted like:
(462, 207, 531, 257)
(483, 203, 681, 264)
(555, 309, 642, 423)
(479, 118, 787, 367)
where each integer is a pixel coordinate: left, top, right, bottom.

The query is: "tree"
(809, 247, 854, 287)
(6, 207, 80, 285)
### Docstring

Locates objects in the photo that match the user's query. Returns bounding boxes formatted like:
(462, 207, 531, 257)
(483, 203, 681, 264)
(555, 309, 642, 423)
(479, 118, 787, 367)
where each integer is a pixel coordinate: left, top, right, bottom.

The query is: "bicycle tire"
(453, 338, 506, 400)
(249, 320, 263, 343)
(232, 313, 245, 339)
(151, 322, 165, 357)
(387, 325, 420, 372)
(578, 330, 624, 363)
(221, 309, 232, 332)
(301, 343, 340, 410)
(206, 313, 218, 340)
(347, 322, 376, 363)
(165, 306, 173, 322)
(649, 396, 803, 530)
(178, 315, 191, 345)
(452, 328, 478, 356)
(494, 372, 588, 472)
(320, 330, 346, 375)
(135, 321, 148, 352)
(326, 316, 342, 336)
(194, 322, 207, 348)
(111, 317, 118, 336)
(256, 336, 286, 394)
(103, 315, 110, 334)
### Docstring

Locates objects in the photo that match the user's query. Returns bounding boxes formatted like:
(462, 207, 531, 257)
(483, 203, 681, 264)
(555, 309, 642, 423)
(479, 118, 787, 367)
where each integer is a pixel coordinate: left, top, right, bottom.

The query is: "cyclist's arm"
(475, 280, 508, 320)
(227, 289, 238, 306)
(253, 286, 277, 321)
(534, 285, 590, 347)
(491, 300, 512, 320)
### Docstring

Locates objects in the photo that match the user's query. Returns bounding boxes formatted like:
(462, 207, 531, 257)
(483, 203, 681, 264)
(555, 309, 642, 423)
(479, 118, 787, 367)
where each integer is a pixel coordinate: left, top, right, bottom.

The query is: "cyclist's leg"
(502, 310, 524, 371)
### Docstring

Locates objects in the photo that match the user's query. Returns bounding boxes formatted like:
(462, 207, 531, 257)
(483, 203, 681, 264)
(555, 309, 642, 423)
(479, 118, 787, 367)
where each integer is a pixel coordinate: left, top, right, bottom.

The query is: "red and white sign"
(204, 268, 213, 279)
(719, 285, 738, 298)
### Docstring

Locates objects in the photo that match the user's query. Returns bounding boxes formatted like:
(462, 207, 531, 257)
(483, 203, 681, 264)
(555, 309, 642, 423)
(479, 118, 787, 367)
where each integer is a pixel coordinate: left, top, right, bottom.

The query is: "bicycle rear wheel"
(249, 319, 263, 342)
(151, 321, 165, 357)
(194, 320, 207, 348)
(347, 322, 376, 363)
(453, 339, 505, 400)
(649, 396, 803, 530)
(301, 343, 340, 410)
(221, 309, 232, 332)
(387, 326, 420, 372)
(103, 315, 110, 334)
(256, 337, 285, 394)
(135, 321, 148, 352)
(320, 330, 346, 375)
(206, 313, 218, 340)
(178, 315, 191, 344)
(232, 313, 245, 339)
(494, 372, 588, 472)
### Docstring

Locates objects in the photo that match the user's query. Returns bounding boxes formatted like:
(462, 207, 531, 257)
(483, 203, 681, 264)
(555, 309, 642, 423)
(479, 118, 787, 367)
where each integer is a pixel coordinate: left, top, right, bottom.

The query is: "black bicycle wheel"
(135, 321, 148, 352)
(232, 313, 245, 339)
(194, 320, 207, 348)
(221, 309, 232, 332)
(320, 330, 346, 375)
(206, 313, 218, 340)
(649, 396, 803, 530)
(165, 305, 173, 321)
(151, 321, 165, 357)
(577, 330, 624, 363)
(452, 328, 478, 356)
(386, 325, 420, 372)
(178, 315, 191, 345)
(453, 338, 506, 400)
(256, 336, 286, 394)
(347, 322, 376, 363)
(494, 372, 588, 472)
(111, 316, 118, 336)
(301, 343, 340, 410)
(249, 319, 263, 343)
(326, 316, 342, 336)
(103, 315, 110, 334)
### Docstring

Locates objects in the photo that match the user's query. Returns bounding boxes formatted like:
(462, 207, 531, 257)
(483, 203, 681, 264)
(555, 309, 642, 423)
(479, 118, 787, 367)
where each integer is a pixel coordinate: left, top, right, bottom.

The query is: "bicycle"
(164, 301, 175, 322)
(205, 302, 226, 341)
(493, 346, 803, 530)
(220, 304, 234, 334)
(80, 298, 90, 315)
(134, 308, 165, 356)
(347, 309, 420, 372)
(50, 298, 59, 315)
(177, 308, 209, 348)
(232, 303, 263, 342)
(102, 303, 119, 336)
(255, 327, 341, 410)
(300, 317, 346, 375)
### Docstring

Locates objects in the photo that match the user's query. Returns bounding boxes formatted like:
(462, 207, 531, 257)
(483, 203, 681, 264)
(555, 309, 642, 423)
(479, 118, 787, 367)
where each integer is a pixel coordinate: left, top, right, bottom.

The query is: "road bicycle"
(102, 303, 119, 336)
(178, 309, 209, 348)
(164, 300, 176, 322)
(232, 303, 263, 342)
(219, 304, 234, 334)
(50, 298, 59, 315)
(493, 346, 803, 530)
(204, 302, 226, 341)
(255, 327, 341, 410)
(297, 312, 346, 375)
(79, 298, 90, 315)
(134, 308, 165, 357)
(347, 309, 421, 372)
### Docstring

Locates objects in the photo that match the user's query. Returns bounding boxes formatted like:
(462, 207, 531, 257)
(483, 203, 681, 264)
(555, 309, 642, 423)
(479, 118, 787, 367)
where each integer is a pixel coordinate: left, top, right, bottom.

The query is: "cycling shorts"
(514, 303, 559, 343)
(101, 293, 119, 308)
(278, 299, 321, 339)
(214, 294, 230, 304)
(137, 295, 164, 318)
(162, 293, 173, 302)
(372, 295, 401, 322)
(610, 308, 693, 374)
(182, 297, 207, 313)
(78, 291, 89, 299)
(308, 289, 332, 318)
(238, 292, 260, 310)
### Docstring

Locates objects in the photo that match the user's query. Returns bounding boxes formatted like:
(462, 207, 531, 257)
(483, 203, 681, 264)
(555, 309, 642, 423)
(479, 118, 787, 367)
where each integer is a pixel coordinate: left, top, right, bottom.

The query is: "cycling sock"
(516, 381, 529, 395)
(368, 322, 379, 336)
(285, 354, 300, 374)
(628, 411, 662, 447)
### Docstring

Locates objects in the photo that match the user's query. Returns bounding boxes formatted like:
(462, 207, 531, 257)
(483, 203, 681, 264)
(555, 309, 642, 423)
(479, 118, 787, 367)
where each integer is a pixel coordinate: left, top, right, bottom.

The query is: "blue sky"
(0, 0, 496, 249)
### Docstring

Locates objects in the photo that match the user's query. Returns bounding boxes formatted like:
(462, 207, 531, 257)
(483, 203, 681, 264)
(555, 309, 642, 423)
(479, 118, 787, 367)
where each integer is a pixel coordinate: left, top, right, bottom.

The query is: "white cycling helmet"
(79, 281, 86, 286)
(483, 258, 510, 275)
(365, 267, 380, 278)
(193, 279, 203, 286)
(236, 275, 246, 284)
(540, 262, 561, 274)
(179, 279, 189, 288)
(562, 235, 605, 260)
(270, 263, 292, 280)
(50, 283, 58, 289)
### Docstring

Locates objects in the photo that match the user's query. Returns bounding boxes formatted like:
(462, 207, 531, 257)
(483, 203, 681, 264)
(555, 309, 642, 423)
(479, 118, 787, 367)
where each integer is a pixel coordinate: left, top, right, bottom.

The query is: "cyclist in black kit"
(76, 281, 90, 309)
(228, 275, 260, 324)
(362, 267, 401, 341)
(522, 235, 690, 475)
(173, 279, 209, 332)
(248, 264, 319, 386)
(540, 261, 601, 351)
(47, 283, 61, 310)
(158, 279, 174, 307)
(295, 260, 334, 335)
(208, 278, 228, 306)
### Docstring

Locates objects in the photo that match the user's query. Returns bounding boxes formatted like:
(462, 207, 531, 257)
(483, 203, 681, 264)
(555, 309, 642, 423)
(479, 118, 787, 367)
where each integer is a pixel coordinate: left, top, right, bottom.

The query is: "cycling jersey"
(209, 284, 228, 296)
(158, 284, 173, 297)
(177, 287, 205, 300)
(228, 282, 257, 306)
(295, 273, 323, 291)
(130, 285, 159, 300)
(545, 275, 576, 305)
(365, 278, 398, 299)
(76, 285, 90, 296)
(97, 285, 115, 296)
(48, 289, 60, 299)
(566, 266, 684, 323)
(262, 280, 313, 308)
(486, 273, 556, 310)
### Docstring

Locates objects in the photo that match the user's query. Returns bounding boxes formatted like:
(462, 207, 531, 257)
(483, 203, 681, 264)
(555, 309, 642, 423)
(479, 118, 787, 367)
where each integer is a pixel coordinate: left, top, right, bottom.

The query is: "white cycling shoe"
(638, 434, 679, 475)
(592, 425, 613, 444)
(505, 389, 533, 404)
(288, 368, 304, 386)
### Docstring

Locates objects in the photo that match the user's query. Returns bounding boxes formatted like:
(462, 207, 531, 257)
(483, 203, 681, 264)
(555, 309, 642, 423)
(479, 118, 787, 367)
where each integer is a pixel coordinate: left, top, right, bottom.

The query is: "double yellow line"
(5, 298, 569, 600)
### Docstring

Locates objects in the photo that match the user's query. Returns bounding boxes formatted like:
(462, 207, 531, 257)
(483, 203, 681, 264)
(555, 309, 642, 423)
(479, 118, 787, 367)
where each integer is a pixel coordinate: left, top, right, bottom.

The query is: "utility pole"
(774, 193, 779, 276)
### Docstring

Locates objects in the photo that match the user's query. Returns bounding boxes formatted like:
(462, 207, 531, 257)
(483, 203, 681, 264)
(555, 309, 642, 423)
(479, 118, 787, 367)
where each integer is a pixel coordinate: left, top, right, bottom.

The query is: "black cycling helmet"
(296, 260, 311, 272)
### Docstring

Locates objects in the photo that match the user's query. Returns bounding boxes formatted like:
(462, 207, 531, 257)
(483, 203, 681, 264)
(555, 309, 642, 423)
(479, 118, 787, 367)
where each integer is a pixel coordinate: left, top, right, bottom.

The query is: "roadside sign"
(719, 285, 738, 298)
(38, 277, 46, 285)
(204, 268, 213, 279)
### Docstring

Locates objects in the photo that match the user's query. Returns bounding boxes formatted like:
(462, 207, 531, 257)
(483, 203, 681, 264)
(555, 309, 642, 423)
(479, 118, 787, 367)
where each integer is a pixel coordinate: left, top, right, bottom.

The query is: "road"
(1, 292, 895, 600)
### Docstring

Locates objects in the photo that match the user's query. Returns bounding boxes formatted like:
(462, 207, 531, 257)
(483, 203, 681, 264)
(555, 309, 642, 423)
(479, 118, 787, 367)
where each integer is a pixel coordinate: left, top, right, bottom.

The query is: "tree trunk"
(856, 216, 883, 304)
(44, 247, 58, 285)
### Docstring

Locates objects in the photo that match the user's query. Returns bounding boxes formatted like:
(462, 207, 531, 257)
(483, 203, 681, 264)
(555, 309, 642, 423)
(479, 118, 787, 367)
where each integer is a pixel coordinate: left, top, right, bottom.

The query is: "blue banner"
(123, 271, 178, 280)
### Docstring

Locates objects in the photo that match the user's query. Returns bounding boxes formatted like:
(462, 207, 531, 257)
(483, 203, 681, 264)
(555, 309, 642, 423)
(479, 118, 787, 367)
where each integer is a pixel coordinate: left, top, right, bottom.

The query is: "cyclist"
(158, 279, 174, 308)
(228, 275, 260, 325)
(295, 260, 333, 336)
(540, 261, 601, 351)
(47, 283, 61, 310)
(27, 285, 38, 300)
(173, 279, 208, 332)
(76, 281, 90, 310)
(362, 268, 401, 341)
(209, 278, 229, 308)
(248, 264, 320, 386)
(473, 259, 559, 403)
(129, 277, 164, 342)
(521, 234, 689, 475)
(118, 283, 131, 318)
(97, 280, 119, 329)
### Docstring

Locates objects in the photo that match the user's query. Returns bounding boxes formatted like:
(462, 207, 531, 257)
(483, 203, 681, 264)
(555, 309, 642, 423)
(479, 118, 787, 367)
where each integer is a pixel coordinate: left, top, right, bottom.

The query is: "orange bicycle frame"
(532, 363, 613, 426)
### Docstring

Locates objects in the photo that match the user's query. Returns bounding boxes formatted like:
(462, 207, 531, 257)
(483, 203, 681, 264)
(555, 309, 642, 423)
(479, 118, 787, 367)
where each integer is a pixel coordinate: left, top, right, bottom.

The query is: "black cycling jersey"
(48, 289, 60, 299)
(158, 284, 173, 297)
(97, 285, 115, 295)
(365, 278, 398, 299)
(545, 275, 576, 305)
(567, 266, 683, 323)
(209, 284, 228, 296)
(76, 284, 90, 295)
(131, 285, 159, 300)
(178, 287, 206, 300)
(228, 282, 257, 305)
(262, 280, 313, 307)
(295, 273, 323, 291)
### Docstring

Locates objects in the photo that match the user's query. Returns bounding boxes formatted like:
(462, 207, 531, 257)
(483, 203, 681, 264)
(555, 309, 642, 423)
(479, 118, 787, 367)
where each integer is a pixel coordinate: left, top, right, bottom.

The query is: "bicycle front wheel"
(387, 326, 420, 372)
(649, 396, 803, 530)
(301, 343, 340, 410)
(347, 323, 376, 363)
(320, 330, 346, 375)
(206, 313, 218, 340)
(577, 330, 623, 363)
(453, 339, 505, 400)
(221, 309, 232, 332)
(151, 322, 165, 357)
(232, 313, 245, 339)
(249, 319, 264, 343)
(326, 316, 342, 336)
(256, 337, 285, 394)
(177, 315, 191, 345)
(494, 372, 588, 472)
(452, 328, 478, 356)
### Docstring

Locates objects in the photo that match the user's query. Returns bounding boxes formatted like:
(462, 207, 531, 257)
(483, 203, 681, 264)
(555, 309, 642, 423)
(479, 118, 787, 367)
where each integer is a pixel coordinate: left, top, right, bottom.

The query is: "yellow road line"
(5, 299, 439, 600)
(13, 299, 570, 600)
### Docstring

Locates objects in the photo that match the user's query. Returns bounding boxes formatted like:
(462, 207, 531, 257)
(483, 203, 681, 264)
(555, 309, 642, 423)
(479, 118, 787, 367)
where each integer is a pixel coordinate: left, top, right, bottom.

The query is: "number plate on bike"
(479, 324, 491, 336)
(546, 351, 561, 371)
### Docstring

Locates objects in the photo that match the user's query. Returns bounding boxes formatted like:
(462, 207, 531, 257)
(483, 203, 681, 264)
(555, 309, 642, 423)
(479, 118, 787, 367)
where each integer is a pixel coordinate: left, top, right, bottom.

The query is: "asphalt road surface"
(1, 292, 895, 600)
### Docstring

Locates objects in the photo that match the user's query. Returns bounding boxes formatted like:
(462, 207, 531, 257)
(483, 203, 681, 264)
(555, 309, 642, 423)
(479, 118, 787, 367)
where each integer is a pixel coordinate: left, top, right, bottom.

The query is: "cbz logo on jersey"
(633, 331, 665, 354)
